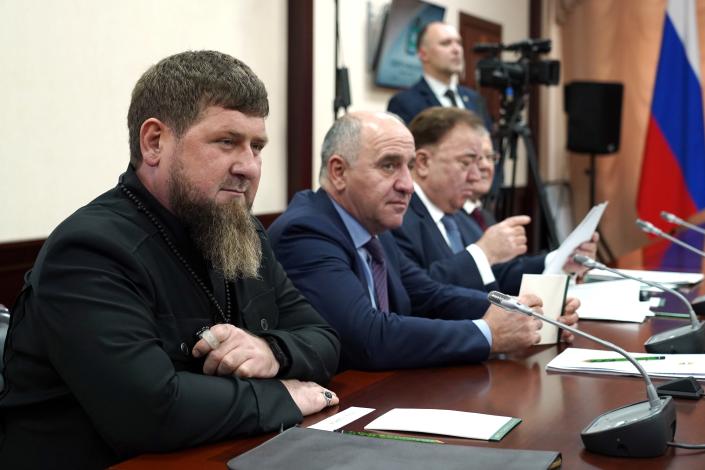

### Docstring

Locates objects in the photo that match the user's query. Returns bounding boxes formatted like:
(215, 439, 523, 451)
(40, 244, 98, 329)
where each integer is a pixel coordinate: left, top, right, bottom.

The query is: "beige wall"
(1, 0, 528, 243)
(313, 0, 530, 186)
(0, 0, 288, 243)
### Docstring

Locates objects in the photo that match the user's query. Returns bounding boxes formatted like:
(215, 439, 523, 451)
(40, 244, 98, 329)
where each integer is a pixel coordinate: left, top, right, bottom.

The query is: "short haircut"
(127, 50, 269, 166)
(409, 107, 485, 149)
(319, 113, 362, 183)
(416, 21, 444, 52)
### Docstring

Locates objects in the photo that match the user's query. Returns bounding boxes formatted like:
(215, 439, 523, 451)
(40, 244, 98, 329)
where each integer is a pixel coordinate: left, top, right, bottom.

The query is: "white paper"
(519, 273, 568, 344)
(364, 408, 516, 441)
(308, 406, 375, 431)
(585, 268, 703, 287)
(568, 279, 651, 322)
(546, 347, 705, 380)
(543, 201, 608, 274)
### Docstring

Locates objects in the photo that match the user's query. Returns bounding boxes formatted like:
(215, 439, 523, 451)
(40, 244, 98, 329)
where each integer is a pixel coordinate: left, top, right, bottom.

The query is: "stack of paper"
(567, 279, 653, 322)
(364, 408, 521, 441)
(585, 268, 703, 288)
(546, 347, 705, 380)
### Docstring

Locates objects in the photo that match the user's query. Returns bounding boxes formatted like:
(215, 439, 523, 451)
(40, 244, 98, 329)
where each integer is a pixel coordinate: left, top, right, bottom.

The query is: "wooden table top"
(113, 315, 705, 470)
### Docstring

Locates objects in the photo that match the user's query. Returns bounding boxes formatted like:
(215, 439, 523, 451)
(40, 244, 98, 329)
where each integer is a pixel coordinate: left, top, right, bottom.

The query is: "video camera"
(473, 39, 560, 90)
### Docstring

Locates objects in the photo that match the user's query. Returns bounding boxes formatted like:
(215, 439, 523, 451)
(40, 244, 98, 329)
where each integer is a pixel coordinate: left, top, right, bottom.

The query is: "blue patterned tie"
(364, 237, 389, 313)
(441, 214, 465, 254)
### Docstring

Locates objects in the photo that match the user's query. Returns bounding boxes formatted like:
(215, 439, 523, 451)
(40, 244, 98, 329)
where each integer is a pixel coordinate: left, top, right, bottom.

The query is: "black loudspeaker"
(564, 81, 623, 154)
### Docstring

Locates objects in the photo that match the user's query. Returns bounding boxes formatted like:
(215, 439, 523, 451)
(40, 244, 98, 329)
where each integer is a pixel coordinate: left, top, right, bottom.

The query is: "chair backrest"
(0, 305, 10, 392)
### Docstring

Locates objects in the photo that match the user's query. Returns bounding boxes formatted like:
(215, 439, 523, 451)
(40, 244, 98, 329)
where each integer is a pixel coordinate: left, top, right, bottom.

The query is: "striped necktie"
(364, 237, 389, 313)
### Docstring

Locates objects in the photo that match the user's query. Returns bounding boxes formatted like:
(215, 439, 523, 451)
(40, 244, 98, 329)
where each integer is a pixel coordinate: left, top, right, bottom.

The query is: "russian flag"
(637, 0, 705, 268)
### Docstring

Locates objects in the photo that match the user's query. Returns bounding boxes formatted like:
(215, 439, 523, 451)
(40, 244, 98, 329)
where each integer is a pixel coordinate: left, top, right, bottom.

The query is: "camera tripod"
(487, 91, 560, 250)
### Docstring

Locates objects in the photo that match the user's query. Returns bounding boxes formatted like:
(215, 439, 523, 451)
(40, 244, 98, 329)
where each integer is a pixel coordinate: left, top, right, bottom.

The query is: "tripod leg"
(518, 127, 560, 250)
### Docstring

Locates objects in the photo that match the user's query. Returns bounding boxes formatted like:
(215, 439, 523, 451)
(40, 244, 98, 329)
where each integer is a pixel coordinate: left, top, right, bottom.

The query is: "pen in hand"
(584, 355, 666, 363)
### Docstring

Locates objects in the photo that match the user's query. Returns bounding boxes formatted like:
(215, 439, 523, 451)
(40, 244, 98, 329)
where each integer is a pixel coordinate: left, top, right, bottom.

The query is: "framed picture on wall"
(372, 0, 445, 89)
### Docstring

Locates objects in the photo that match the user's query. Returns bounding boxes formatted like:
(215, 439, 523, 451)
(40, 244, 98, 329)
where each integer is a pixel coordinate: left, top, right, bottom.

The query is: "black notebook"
(227, 427, 561, 470)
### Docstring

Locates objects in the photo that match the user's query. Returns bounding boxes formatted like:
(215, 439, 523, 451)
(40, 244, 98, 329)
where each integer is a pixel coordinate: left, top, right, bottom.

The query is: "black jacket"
(0, 167, 340, 469)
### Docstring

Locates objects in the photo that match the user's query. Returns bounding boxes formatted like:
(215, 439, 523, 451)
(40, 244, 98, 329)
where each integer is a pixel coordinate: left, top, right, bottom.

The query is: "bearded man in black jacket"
(0, 51, 340, 469)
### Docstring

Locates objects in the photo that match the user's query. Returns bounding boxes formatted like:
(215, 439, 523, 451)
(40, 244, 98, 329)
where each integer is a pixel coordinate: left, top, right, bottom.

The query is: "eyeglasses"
(476, 152, 500, 164)
(454, 153, 500, 170)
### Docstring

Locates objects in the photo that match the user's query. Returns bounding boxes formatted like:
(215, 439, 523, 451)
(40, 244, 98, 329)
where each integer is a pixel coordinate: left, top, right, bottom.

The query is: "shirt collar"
(329, 197, 373, 249)
(463, 199, 481, 214)
(413, 182, 446, 224)
(424, 73, 458, 96)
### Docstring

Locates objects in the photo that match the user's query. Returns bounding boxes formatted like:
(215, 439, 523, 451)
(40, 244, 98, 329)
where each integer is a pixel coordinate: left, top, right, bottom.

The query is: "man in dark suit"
(0, 51, 340, 469)
(392, 107, 597, 295)
(269, 111, 579, 372)
(387, 21, 492, 129)
(460, 122, 599, 274)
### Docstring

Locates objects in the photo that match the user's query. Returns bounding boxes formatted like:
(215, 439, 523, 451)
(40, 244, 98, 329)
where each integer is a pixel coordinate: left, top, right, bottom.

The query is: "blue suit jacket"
(268, 189, 492, 371)
(387, 77, 492, 129)
(392, 193, 546, 295)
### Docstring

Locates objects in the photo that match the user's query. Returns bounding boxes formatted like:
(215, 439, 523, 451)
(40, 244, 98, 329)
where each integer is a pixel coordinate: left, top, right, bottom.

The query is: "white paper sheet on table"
(546, 347, 705, 380)
(543, 201, 608, 274)
(308, 406, 376, 431)
(364, 408, 519, 441)
(584, 268, 703, 287)
(568, 279, 651, 322)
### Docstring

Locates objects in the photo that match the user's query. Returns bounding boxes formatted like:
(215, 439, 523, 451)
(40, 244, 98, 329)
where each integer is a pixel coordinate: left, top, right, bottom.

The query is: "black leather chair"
(0, 304, 10, 392)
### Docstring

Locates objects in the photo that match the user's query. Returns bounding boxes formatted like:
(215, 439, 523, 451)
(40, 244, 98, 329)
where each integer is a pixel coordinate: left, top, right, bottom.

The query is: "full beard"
(168, 164, 262, 281)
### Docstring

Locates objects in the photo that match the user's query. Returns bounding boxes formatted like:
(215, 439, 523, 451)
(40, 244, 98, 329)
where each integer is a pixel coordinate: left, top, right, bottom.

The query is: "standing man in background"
(387, 21, 492, 130)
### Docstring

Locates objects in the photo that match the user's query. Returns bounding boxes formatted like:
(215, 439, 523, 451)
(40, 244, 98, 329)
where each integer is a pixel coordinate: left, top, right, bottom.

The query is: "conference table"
(114, 309, 705, 469)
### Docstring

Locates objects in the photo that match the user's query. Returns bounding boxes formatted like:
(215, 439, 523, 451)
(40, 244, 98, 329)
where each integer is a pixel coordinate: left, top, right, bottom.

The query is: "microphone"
(636, 219, 705, 257)
(660, 211, 705, 236)
(573, 254, 705, 354)
(488, 291, 676, 458)
(636, 218, 705, 316)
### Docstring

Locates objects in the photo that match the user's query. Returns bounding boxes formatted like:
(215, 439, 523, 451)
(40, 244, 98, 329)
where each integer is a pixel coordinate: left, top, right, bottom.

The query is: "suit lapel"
(415, 78, 442, 108)
(379, 232, 408, 313)
(457, 87, 475, 109)
(456, 211, 485, 244)
(409, 193, 453, 256)
(312, 190, 371, 290)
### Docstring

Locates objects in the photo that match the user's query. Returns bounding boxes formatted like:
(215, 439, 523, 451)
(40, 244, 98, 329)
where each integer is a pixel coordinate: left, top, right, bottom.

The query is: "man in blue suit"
(269, 111, 579, 371)
(392, 107, 597, 295)
(387, 21, 492, 129)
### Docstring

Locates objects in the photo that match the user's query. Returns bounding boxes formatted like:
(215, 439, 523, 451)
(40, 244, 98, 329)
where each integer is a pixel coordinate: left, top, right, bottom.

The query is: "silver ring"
(322, 390, 333, 407)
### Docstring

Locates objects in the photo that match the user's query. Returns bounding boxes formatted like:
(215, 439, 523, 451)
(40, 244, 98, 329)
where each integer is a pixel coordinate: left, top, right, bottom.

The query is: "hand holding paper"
(562, 232, 599, 276)
(483, 293, 544, 352)
(544, 202, 607, 275)
(518, 274, 569, 345)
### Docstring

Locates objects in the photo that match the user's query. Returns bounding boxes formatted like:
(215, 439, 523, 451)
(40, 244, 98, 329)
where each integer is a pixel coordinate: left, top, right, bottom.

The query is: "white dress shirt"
(414, 183, 496, 285)
(424, 74, 466, 109)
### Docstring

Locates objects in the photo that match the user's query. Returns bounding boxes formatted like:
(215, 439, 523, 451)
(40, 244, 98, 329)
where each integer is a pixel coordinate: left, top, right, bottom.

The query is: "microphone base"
(644, 321, 705, 354)
(691, 294, 705, 315)
(581, 396, 676, 457)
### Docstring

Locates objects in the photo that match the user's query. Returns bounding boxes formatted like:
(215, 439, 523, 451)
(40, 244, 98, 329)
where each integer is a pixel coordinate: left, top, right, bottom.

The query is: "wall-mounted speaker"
(564, 81, 623, 154)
